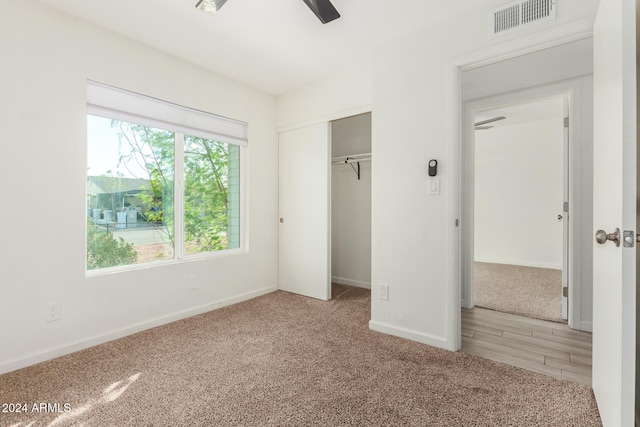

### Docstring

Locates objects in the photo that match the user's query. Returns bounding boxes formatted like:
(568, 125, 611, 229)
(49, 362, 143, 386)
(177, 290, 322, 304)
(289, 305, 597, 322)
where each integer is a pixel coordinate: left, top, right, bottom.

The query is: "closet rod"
(331, 152, 371, 163)
(332, 155, 371, 180)
(331, 157, 371, 165)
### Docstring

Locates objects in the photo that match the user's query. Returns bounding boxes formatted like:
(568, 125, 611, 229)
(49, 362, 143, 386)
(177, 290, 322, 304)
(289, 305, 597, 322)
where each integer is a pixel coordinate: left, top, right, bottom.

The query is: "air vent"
(490, 0, 556, 37)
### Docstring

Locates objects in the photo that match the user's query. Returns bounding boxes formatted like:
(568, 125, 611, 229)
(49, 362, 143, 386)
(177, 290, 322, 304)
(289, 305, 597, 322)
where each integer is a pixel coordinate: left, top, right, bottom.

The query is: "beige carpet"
(474, 262, 563, 322)
(0, 285, 599, 426)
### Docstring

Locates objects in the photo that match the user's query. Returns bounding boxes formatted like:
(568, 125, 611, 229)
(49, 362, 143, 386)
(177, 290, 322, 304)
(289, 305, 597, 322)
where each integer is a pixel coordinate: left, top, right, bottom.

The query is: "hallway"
(462, 307, 592, 385)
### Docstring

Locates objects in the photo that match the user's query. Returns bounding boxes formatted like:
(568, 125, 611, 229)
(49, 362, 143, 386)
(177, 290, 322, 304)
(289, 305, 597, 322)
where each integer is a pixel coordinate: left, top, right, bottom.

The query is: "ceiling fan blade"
(302, 0, 341, 24)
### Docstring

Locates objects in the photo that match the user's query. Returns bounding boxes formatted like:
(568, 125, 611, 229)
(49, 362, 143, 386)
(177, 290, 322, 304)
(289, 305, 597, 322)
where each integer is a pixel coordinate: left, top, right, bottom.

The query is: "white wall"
(462, 37, 593, 101)
(0, 0, 278, 373)
(332, 114, 372, 158)
(474, 118, 564, 269)
(331, 114, 372, 289)
(369, 0, 599, 349)
(277, 64, 372, 129)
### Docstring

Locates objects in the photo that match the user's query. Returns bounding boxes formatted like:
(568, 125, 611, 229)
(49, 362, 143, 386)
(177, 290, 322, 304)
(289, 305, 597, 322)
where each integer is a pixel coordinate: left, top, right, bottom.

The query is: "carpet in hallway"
(474, 262, 563, 322)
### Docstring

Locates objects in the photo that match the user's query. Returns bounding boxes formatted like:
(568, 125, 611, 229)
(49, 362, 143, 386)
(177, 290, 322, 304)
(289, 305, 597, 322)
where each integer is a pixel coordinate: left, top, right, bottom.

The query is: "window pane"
(183, 135, 240, 255)
(87, 115, 175, 270)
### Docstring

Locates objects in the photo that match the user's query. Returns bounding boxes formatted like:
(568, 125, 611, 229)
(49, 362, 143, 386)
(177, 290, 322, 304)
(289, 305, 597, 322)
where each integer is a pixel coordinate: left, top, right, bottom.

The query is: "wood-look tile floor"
(461, 307, 592, 385)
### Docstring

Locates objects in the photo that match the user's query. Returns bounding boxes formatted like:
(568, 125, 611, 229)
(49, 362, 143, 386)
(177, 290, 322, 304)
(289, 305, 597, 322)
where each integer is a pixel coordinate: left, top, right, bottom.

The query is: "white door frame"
(446, 33, 595, 351)
(461, 81, 584, 329)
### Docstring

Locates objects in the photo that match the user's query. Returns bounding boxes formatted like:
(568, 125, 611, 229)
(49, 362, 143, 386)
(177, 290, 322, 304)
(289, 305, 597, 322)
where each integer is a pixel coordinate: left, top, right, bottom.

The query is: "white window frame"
(86, 81, 247, 275)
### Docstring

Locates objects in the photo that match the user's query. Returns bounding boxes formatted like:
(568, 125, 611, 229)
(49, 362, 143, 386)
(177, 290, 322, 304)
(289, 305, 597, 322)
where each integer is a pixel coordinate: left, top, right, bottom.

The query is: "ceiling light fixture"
(195, 0, 228, 15)
(195, 0, 340, 24)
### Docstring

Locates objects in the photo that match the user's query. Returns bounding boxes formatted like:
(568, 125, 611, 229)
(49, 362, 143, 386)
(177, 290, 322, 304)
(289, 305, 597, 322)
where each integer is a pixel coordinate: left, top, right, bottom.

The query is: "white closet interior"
(331, 113, 372, 290)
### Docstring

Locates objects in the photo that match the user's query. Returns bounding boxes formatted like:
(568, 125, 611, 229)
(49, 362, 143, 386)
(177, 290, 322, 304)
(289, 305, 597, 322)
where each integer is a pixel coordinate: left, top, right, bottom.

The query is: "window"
(86, 81, 246, 272)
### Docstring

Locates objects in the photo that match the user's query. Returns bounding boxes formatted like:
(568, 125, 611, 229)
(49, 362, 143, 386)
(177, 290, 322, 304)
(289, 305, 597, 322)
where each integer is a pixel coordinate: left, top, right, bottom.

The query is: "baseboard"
(0, 285, 278, 375)
(573, 320, 593, 333)
(368, 320, 454, 351)
(332, 276, 371, 289)
(474, 258, 562, 270)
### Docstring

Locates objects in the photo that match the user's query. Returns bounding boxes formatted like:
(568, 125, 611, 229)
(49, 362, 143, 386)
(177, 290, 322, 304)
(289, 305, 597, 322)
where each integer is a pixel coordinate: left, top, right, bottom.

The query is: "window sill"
(85, 247, 246, 278)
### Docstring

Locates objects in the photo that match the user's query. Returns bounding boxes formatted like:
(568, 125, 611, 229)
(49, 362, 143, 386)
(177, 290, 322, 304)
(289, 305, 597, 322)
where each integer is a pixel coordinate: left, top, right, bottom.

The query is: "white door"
(278, 123, 331, 300)
(592, 0, 636, 425)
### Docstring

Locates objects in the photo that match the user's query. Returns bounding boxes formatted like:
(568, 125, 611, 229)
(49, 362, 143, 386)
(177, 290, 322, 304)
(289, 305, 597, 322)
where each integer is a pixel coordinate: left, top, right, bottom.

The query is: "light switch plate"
(428, 178, 440, 195)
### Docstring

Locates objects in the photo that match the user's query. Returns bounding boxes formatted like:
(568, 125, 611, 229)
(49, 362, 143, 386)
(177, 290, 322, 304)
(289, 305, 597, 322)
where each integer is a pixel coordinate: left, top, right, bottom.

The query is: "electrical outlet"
(187, 274, 198, 291)
(379, 284, 389, 301)
(45, 303, 61, 322)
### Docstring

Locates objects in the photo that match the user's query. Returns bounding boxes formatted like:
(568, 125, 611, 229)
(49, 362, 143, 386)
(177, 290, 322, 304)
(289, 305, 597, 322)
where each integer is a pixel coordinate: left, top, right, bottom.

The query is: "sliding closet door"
(278, 123, 330, 300)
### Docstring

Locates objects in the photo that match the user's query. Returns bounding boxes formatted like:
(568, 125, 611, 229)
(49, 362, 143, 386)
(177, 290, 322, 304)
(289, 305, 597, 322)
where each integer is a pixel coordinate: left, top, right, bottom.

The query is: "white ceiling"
(36, 0, 480, 95)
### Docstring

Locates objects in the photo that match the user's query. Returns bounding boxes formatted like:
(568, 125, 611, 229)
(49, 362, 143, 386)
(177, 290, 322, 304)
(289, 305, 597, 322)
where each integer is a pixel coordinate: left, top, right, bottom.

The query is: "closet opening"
(330, 113, 372, 299)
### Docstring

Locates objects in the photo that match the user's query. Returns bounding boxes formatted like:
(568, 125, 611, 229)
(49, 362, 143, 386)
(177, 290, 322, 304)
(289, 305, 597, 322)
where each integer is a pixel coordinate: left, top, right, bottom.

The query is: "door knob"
(557, 214, 563, 220)
(595, 228, 620, 247)
(280, 218, 284, 223)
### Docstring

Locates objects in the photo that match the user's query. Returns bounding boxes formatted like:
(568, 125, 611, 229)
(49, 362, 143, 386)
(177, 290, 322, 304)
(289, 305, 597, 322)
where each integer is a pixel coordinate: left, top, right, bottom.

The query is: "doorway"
(472, 96, 567, 323)
(461, 74, 593, 333)
(457, 45, 594, 383)
(460, 90, 593, 384)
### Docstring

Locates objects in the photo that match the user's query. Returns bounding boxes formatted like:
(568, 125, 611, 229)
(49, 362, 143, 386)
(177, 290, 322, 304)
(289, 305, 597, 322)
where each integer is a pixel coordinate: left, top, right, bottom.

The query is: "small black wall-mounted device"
(428, 159, 438, 177)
